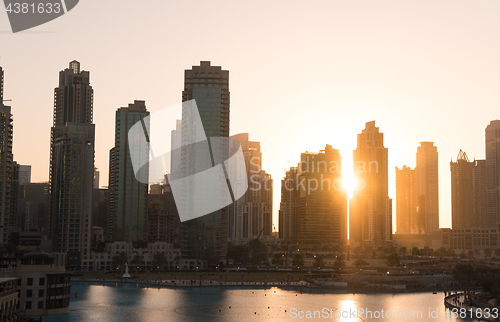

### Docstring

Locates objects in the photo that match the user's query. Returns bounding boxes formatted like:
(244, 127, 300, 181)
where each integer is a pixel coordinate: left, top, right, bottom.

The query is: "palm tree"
(112, 252, 128, 272)
(399, 247, 407, 258)
(131, 255, 144, 272)
(453, 264, 477, 305)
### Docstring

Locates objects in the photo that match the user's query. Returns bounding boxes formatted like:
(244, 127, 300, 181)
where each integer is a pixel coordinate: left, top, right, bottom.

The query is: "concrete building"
(229, 133, 273, 241)
(108, 100, 149, 242)
(87, 241, 181, 271)
(279, 167, 299, 242)
(48, 61, 94, 270)
(17, 182, 49, 233)
(0, 248, 71, 316)
(18, 165, 31, 185)
(486, 120, 500, 228)
(92, 188, 108, 238)
(450, 150, 487, 229)
(0, 277, 19, 321)
(0, 66, 14, 243)
(50, 123, 95, 271)
(350, 121, 392, 245)
(147, 182, 180, 244)
(179, 61, 230, 265)
(441, 226, 500, 258)
(93, 167, 100, 189)
(296, 145, 347, 246)
(416, 142, 439, 233)
(395, 166, 417, 234)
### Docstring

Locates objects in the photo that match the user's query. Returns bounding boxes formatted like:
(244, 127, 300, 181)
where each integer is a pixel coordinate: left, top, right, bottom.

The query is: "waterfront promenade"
(444, 293, 499, 322)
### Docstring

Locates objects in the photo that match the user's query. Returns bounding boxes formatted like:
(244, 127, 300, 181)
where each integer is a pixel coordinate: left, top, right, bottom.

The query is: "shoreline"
(70, 278, 458, 294)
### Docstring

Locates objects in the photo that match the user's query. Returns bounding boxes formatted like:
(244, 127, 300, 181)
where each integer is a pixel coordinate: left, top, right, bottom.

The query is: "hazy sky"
(1, 0, 499, 231)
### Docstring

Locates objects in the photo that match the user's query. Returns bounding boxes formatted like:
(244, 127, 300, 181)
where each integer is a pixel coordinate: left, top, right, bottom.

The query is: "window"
(27, 278, 33, 286)
(39, 289, 44, 297)
(26, 301, 32, 310)
(38, 301, 44, 309)
(39, 278, 45, 286)
(27, 290, 32, 298)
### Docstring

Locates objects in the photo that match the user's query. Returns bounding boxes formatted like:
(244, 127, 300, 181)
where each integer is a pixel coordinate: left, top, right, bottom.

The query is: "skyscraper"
(486, 120, 500, 227)
(180, 61, 229, 265)
(297, 145, 347, 245)
(395, 166, 417, 234)
(450, 150, 476, 229)
(108, 100, 149, 242)
(416, 142, 439, 233)
(279, 167, 299, 242)
(0, 69, 13, 242)
(229, 133, 273, 241)
(473, 159, 487, 228)
(350, 121, 392, 245)
(49, 61, 94, 270)
(50, 123, 95, 270)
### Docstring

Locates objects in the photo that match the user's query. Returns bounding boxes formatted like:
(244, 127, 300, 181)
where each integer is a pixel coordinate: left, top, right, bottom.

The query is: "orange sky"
(1, 0, 500, 231)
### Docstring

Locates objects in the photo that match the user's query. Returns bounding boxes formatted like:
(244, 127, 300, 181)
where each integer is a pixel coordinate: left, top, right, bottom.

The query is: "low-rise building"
(0, 248, 71, 316)
(0, 277, 20, 321)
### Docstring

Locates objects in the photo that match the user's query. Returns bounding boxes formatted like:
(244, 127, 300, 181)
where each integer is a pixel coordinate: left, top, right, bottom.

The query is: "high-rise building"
(17, 182, 49, 233)
(395, 166, 417, 234)
(297, 145, 347, 245)
(229, 133, 273, 241)
(93, 167, 100, 189)
(147, 180, 180, 244)
(486, 120, 500, 227)
(450, 150, 476, 229)
(279, 167, 299, 242)
(0, 66, 13, 243)
(49, 61, 94, 270)
(50, 123, 95, 270)
(473, 159, 488, 227)
(350, 121, 392, 245)
(92, 188, 109, 236)
(179, 61, 229, 265)
(18, 165, 31, 185)
(416, 142, 439, 233)
(108, 100, 149, 242)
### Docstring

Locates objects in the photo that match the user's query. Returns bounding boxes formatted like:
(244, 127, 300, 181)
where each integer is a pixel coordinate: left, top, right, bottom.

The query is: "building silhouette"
(350, 121, 392, 245)
(108, 100, 149, 242)
(229, 133, 273, 242)
(179, 61, 229, 265)
(486, 120, 500, 227)
(450, 150, 475, 229)
(279, 167, 299, 242)
(0, 96, 13, 243)
(297, 145, 347, 245)
(395, 166, 417, 234)
(415, 142, 439, 233)
(48, 61, 94, 270)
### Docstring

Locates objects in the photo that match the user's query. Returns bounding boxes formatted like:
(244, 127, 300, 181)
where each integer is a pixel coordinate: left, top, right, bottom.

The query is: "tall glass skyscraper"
(350, 121, 392, 245)
(108, 100, 149, 242)
(180, 61, 229, 266)
(49, 61, 94, 270)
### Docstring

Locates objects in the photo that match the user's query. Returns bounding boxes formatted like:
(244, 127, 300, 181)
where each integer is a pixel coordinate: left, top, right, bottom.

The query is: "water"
(40, 282, 479, 321)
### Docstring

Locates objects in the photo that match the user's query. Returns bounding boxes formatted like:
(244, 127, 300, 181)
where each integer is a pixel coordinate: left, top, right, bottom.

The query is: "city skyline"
(2, 0, 500, 231)
(0, 59, 498, 233)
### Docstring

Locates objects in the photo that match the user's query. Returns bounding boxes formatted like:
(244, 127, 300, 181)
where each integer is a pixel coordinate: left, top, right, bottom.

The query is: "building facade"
(0, 66, 14, 244)
(297, 145, 347, 246)
(229, 133, 273, 241)
(395, 165, 417, 234)
(350, 121, 392, 245)
(416, 142, 439, 233)
(50, 123, 95, 271)
(486, 120, 500, 228)
(179, 61, 229, 265)
(279, 167, 299, 242)
(108, 100, 150, 242)
(48, 61, 94, 270)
